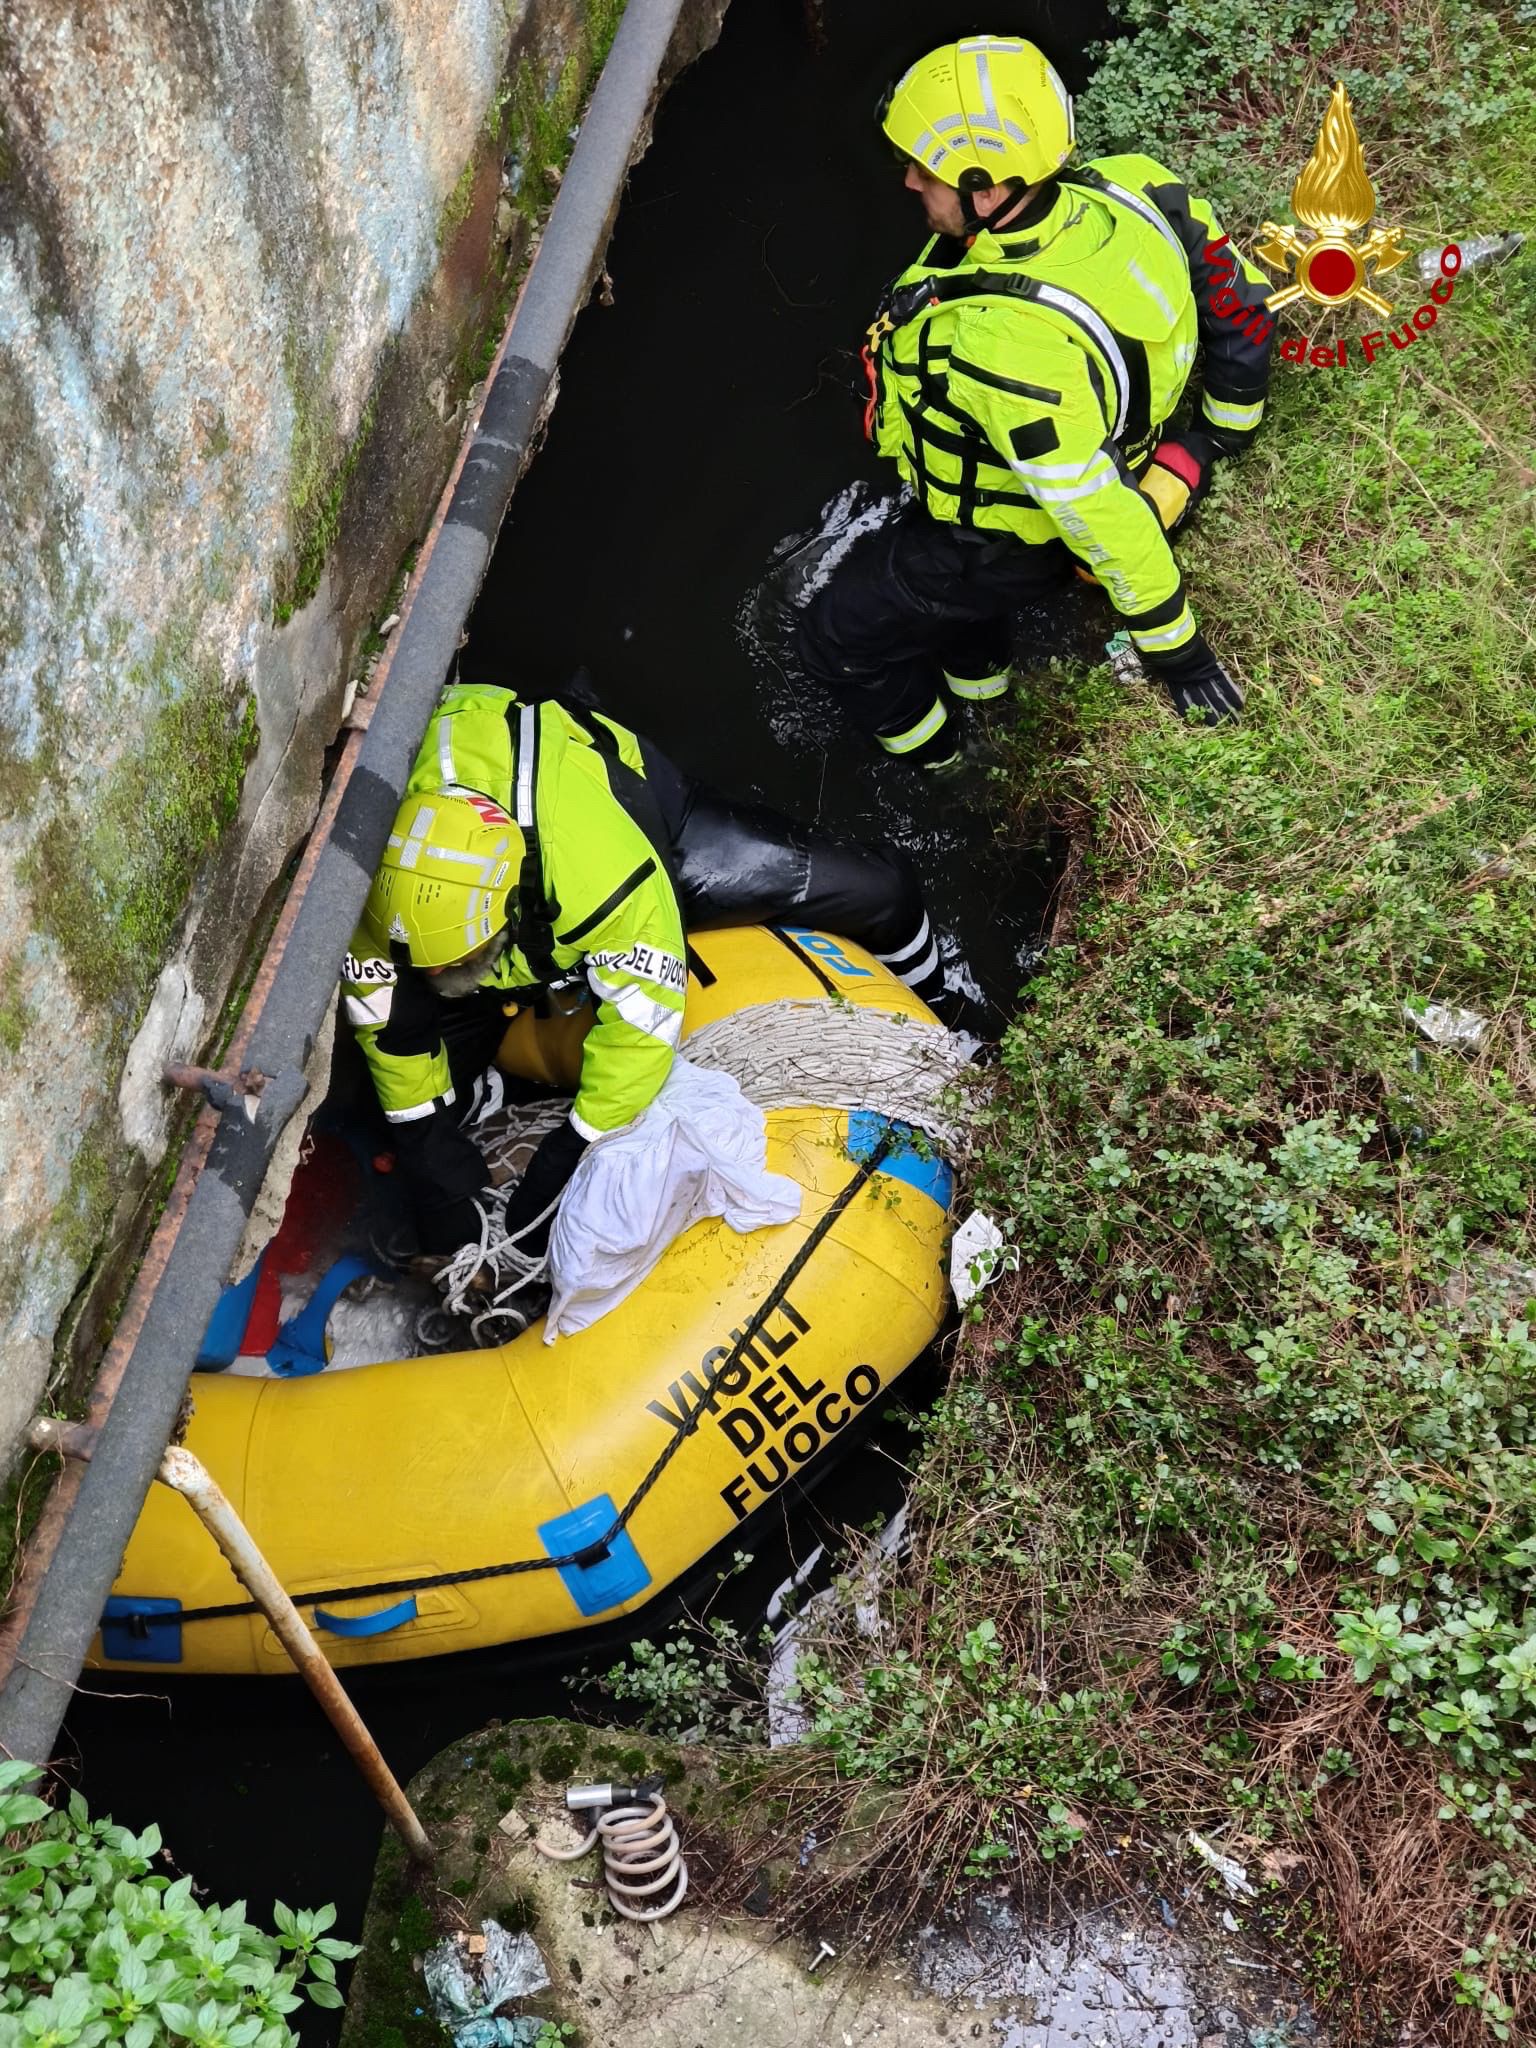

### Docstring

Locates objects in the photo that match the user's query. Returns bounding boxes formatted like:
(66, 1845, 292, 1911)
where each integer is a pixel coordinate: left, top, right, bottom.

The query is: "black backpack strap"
(551, 697, 684, 903)
(505, 700, 561, 986)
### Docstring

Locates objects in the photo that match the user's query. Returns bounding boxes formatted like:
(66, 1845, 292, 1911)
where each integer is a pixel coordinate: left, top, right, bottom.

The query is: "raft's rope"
(532, 1795, 689, 1922)
(415, 1098, 571, 1350)
(686, 1000, 973, 1150)
(420, 1003, 968, 1350)
(161, 1128, 895, 1627)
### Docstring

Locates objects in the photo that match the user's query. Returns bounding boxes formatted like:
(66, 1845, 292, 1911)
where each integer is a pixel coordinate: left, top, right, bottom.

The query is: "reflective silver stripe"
(1094, 176, 1188, 269)
(1034, 284, 1130, 437)
(515, 705, 537, 829)
(879, 697, 948, 755)
(1203, 393, 1263, 428)
(382, 1086, 457, 1125)
(344, 988, 393, 1030)
(896, 942, 940, 990)
(586, 970, 684, 1047)
(1012, 464, 1117, 505)
(944, 668, 1011, 700)
(570, 1107, 607, 1143)
(398, 806, 433, 871)
(1011, 454, 1114, 479)
(1127, 257, 1177, 326)
(422, 844, 502, 872)
(973, 44, 999, 129)
(1131, 607, 1195, 651)
(875, 914, 932, 971)
(437, 714, 456, 787)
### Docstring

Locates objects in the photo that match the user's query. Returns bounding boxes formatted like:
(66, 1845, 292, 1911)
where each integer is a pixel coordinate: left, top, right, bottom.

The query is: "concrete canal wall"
(0, 0, 721, 1468)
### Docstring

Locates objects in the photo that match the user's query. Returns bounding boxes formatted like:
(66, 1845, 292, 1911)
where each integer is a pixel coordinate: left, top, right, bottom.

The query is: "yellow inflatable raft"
(93, 927, 954, 1676)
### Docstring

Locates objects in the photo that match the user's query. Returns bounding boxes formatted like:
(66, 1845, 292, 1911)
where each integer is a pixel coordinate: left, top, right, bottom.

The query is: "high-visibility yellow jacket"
(343, 687, 687, 1148)
(867, 154, 1273, 663)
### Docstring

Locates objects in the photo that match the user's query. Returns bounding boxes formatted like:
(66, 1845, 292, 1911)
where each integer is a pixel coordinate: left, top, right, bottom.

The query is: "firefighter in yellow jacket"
(797, 35, 1274, 768)
(345, 683, 951, 1256)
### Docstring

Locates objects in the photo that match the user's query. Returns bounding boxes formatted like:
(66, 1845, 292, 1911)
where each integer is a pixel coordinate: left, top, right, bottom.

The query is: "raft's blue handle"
(313, 1595, 419, 1637)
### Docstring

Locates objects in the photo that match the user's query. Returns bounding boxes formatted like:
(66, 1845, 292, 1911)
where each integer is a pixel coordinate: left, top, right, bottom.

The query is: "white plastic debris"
(950, 1211, 1020, 1308)
(1416, 231, 1523, 282)
(1404, 1000, 1488, 1052)
(1105, 630, 1147, 683)
(1186, 1831, 1256, 1898)
(422, 1920, 550, 2048)
(765, 1508, 911, 1747)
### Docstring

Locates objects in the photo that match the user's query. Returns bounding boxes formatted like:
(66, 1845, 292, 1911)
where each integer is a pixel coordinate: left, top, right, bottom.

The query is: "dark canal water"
(67, 0, 1112, 2023)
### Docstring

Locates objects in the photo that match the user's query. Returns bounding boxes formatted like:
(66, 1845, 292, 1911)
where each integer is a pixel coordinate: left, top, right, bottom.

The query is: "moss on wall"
(500, 0, 629, 226)
(20, 649, 258, 1028)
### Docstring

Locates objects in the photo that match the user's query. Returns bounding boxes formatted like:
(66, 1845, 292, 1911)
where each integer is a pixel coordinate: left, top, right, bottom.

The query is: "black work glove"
(374, 949, 442, 1060)
(1143, 634, 1245, 724)
(1139, 429, 1224, 537)
(500, 1119, 591, 1257)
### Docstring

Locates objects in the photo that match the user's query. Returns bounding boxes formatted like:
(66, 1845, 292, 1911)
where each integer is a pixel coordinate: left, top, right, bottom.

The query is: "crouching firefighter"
(797, 34, 1274, 770)
(345, 683, 952, 1258)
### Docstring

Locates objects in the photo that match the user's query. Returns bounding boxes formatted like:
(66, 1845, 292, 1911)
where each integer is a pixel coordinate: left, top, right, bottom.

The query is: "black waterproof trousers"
(796, 500, 1074, 766)
(429, 743, 945, 1112)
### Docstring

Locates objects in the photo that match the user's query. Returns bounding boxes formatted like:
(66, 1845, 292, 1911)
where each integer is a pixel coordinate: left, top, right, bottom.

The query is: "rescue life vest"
(862, 168, 1195, 523)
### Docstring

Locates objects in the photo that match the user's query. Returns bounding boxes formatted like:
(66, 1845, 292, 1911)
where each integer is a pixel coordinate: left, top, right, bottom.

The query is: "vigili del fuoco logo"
(1250, 81, 1462, 369)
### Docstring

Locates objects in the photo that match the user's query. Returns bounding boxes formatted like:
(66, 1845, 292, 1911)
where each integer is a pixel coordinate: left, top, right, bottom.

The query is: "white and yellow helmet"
(880, 35, 1075, 191)
(365, 792, 523, 970)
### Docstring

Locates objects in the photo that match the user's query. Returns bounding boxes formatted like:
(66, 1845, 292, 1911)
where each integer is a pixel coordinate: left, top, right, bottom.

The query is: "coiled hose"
(533, 1794, 689, 1922)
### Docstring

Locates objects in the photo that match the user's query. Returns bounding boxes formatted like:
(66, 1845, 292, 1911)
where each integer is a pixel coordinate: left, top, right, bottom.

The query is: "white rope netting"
(414, 1094, 569, 1350)
(417, 1000, 973, 1349)
(685, 999, 975, 1150)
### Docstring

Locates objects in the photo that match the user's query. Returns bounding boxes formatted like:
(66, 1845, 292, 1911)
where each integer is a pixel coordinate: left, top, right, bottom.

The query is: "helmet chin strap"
(960, 176, 1053, 239)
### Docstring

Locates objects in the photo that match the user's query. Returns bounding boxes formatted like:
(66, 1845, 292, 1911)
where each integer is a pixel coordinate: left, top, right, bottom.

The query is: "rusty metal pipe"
(0, 0, 690, 1771)
(153, 1447, 433, 1865)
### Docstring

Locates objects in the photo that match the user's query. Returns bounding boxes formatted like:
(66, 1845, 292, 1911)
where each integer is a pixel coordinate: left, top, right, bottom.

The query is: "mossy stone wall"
(0, 0, 614, 1471)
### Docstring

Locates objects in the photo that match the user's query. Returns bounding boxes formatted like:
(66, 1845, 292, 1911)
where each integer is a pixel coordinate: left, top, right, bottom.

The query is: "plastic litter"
(1186, 1831, 1256, 1898)
(422, 1920, 550, 2048)
(545, 1057, 800, 1340)
(765, 1507, 911, 1746)
(1416, 231, 1524, 282)
(1105, 631, 1147, 684)
(950, 1212, 1020, 1308)
(1404, 999, 1488, 1052)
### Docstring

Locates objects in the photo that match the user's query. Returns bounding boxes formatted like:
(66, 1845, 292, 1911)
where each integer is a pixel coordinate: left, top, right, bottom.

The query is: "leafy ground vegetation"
(0, 1763, 354, 2048)
(602, 3, 1536, 2040)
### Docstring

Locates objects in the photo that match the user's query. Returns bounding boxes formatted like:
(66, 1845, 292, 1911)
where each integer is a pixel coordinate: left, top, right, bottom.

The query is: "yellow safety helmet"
(879, 35, 1074, 192)
(365, 792, 524, 971)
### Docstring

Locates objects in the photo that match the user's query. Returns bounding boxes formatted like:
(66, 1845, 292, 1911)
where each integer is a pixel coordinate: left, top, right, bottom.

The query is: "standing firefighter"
(797, 34, 1274, 770)
(346, 684, 952, 1258)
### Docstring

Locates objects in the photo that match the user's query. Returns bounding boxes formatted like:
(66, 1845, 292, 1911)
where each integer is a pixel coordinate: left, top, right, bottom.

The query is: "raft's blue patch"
(101, 1596, 182, 1664)
(848, 1110, 954, 1213)
(268, 1254, 380, 1377)
(539, 1494, 652, 1618)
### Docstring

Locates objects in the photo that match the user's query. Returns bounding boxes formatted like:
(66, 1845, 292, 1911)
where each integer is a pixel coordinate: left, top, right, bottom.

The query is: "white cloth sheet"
(544, 1057, 802, 1341)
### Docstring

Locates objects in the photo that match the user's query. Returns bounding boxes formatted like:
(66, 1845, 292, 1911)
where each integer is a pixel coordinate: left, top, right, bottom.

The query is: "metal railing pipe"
(0, 0, 691, 1772)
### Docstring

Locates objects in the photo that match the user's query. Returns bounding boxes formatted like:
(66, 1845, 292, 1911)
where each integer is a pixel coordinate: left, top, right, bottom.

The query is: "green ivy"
(0, 1765, 357, 2048)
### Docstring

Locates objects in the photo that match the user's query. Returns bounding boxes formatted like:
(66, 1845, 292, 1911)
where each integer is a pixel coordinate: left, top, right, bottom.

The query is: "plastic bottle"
(1416, 232, 1525, 283)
